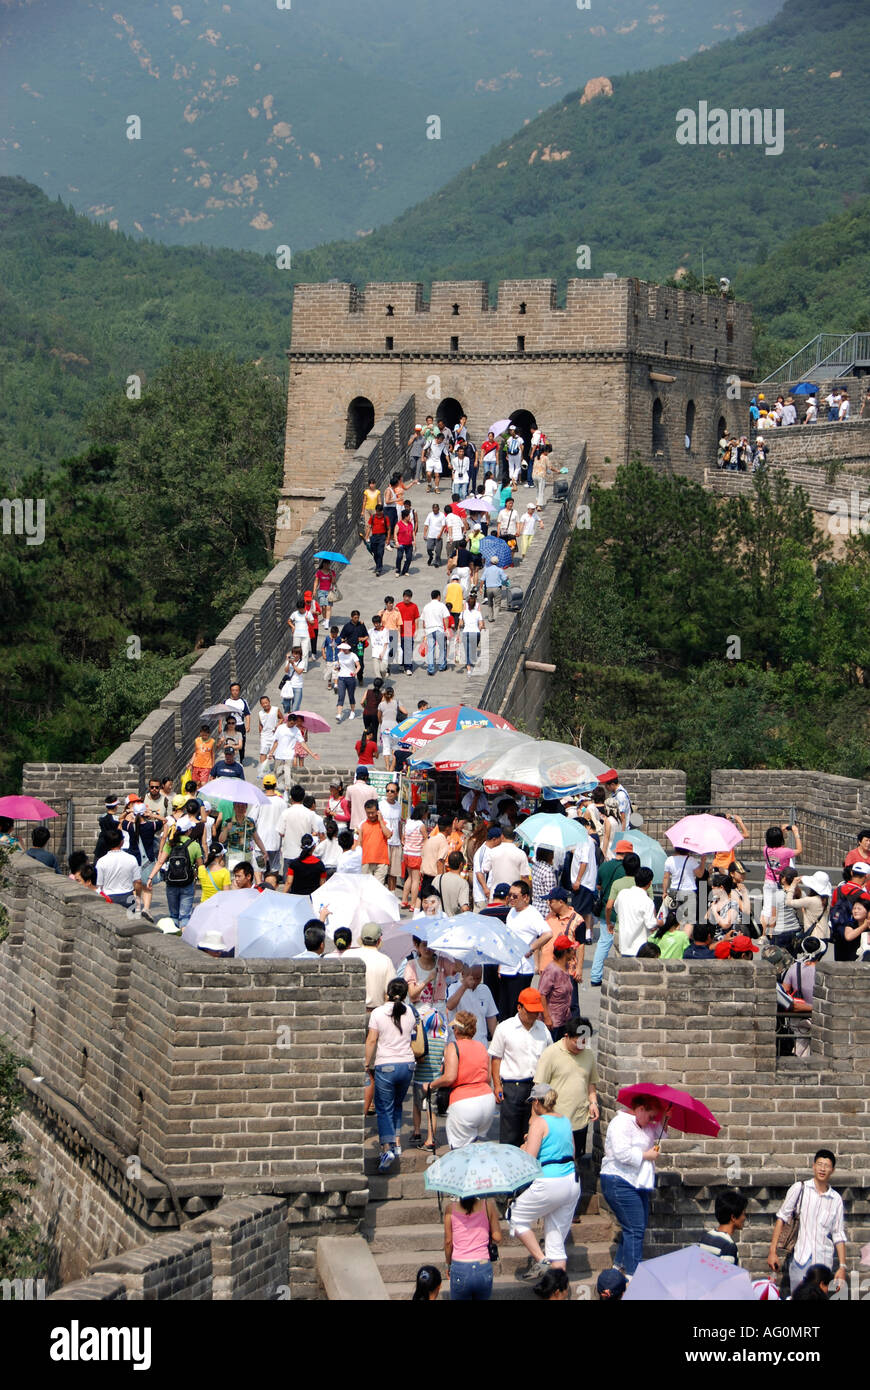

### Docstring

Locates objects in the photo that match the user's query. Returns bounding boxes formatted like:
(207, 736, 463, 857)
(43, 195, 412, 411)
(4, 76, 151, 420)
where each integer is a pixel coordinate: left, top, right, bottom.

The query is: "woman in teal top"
(508, 1084, 582, 1281)
(652, 909, 691, 959)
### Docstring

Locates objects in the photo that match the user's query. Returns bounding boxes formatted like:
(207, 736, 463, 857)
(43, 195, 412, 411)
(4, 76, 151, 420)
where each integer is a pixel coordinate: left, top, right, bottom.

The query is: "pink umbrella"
(462, 496, 493, 513)
(294, 710, 330, 734)
(617, 1083, 720, 1138)
(665, 814, 743, 856)
(0, 795, 58, 821)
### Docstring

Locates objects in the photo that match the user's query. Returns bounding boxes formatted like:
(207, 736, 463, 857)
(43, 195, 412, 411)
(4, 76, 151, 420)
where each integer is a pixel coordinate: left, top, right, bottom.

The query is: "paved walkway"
(261, 482, 566, 770)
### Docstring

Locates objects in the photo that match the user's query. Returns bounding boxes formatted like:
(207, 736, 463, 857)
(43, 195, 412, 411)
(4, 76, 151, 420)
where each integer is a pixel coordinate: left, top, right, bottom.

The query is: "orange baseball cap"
(615, 839, 634, 853)
(517, 987, 545, 1013)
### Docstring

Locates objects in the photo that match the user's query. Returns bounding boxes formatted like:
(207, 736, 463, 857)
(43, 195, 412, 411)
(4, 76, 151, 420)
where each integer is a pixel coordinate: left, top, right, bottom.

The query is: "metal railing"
(634, 803, 855, 873)
(4, 799, 75, 869)
(813, 331, 870, 377)
(760, 333, 856, 385)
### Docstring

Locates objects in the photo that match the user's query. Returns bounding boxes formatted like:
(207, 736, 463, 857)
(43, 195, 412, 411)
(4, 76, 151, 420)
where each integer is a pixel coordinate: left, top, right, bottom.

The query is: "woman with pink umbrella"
(0, 794, 58, 854)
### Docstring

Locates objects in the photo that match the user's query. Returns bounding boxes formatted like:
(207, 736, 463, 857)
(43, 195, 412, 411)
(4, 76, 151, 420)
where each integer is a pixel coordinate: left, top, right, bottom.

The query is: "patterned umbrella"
(410, 913, 529, 970)
(459, 740, 606, 799)
(408, 726, 530, 773)
(478, 535, 513, 568)
(424, 1142, 542, 1198)
(389, 705, 515, 749)
(623, 1247, 755, 1302)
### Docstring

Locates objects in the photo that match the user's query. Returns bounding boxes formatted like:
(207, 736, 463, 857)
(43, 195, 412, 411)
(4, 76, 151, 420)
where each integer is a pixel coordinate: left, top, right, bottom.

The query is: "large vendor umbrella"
(182, 888, 263, 952)
(665, 814, 743, 856)
(389, 705, 515, 749)
(198, 778, 269, 806)
(616, 1083, 720, 1138)
(0, 795, 58, 820)
(409, 726, 530, 773)
(425, 1142, 542, 1198)
(312, 550, 350, 564)
(477, 535, 513, 568)
(516, 812, 590, 853)
(410, 913, 530, 970)
(459, 740, 609, 799)
(618, 829, 668, 883)
(236, 894, 314, 958)
(623, 1247, 755, 1302)
(311, 871, 400, 940)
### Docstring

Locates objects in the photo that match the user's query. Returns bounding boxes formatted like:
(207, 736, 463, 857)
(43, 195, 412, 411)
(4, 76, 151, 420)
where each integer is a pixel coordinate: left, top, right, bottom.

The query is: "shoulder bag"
(776, 1181, 804, 1256)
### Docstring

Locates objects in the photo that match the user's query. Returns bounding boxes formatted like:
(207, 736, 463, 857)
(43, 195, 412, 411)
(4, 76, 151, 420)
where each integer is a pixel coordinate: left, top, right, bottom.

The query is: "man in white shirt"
(570, 835, 599, 944)
(257, 695, 279, 765)
(450, 449, 470, 500)
(615, 868, 657, 956)
(249, 773, 287, 873)
(505, 426, 524, 484)
(423, 504, 446, 567)
(500, 881, 553, 1019)
(497, 498, 519, 539)
(277, 784, 321, 867)
(223, 682, 251, 761)
(95, 829, 142, 907)
(443, 506, 466, 559)
(483, 827, 531, 892)
(839, 392, 850, 421)
(335, 830, 363, 873)
(489, 987, 552, 1146)
(368, 617, 391, 681)
(347, 769, 376, 831)
(447, 965, 499, 1044)
(421, 589, 451, 675)
(344, 922, 395, 1012)
(379, 781, 403, 889)
(269, 716, 310, 791)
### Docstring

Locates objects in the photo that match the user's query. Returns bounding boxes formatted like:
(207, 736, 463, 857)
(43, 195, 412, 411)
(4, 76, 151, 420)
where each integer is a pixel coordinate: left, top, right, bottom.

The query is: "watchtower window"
(690, 312, 695, 325)
(664, 307, 670, 319)
(452, 303, 460, 316)
(450, 336, 459, 352)
(664, 340, 668, 355)
(516, 335, 525, 353)
(518, 302, 527, 315)
(689, 344, 694, 358)
(385, 336, 394, 351)
(714, 348, 719, 363)
(726, 322, 734, 343)
(652, 398, 665, 452)
(685, 400, 696, 448)
(386, 304, 394, 317)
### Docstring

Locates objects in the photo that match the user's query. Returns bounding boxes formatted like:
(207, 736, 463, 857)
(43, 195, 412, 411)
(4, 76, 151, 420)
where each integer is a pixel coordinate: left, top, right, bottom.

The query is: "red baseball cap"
(713, 941, 732, 959)
(553, 934, 575, 952)
(304, 590, 313, 600)
(517, 987, 545, 1013)
(597, 769, 618, 784)
(731, 934, 759, 954)
(615, 839, 634, 853)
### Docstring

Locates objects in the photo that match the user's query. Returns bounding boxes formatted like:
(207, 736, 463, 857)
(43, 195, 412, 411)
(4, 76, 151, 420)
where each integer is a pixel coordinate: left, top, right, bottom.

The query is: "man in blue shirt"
(482, 558, 508, 620)
(213, 746, 246, 781)
(684, 923, 715, 959)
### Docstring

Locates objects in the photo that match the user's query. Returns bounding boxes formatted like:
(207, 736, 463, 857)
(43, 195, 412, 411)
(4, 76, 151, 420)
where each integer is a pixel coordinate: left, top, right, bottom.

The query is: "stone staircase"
(362, 1120, 614, 1300)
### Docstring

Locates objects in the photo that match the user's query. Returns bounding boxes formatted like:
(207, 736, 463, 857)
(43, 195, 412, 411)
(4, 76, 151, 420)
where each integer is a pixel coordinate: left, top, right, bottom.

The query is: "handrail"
(760, 332, 853, 385)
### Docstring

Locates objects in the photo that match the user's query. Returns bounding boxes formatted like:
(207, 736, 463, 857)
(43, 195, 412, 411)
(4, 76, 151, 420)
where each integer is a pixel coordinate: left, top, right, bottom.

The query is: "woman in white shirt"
(662, 849, 707, 925)
(458, 596, 485, 675)
(599, 1094, 666, 1275)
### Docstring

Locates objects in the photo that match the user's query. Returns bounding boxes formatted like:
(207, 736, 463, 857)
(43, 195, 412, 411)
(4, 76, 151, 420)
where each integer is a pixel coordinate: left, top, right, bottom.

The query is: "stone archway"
(345, 396, 375, 450)
(508, 408, 538, 458)
(652, 398, 665, 453)
(685, 400, 696, 450)
(435, 397, 465, 431)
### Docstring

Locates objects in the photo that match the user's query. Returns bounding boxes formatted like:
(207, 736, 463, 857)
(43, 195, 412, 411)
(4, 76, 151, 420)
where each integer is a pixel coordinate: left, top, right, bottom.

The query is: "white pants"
(445, 1093, 496, 1149)
(509, 1174, 581, 1262)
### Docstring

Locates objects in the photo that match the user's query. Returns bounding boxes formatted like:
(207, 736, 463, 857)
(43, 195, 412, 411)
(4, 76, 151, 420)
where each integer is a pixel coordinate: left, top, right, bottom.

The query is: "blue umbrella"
(478, 535, 513, 568)
(791, 382, 818, 395)
(313, 550, 350, 564)
(516, 813, 590, 853)
(619, 830, 667, 883)
(424, 1142, 543, 1198)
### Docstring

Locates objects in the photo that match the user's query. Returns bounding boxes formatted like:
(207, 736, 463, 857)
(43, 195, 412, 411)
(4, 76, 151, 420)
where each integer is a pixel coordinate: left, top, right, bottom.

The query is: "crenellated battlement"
(289, 277, 753, 364)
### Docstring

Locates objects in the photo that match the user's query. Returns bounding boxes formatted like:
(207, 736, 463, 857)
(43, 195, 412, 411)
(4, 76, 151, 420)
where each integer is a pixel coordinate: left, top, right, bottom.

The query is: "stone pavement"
(260, 481, 567, 771)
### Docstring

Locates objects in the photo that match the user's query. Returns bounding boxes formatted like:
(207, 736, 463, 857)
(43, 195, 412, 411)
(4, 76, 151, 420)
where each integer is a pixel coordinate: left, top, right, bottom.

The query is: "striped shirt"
(776, 1179, 847, 1268)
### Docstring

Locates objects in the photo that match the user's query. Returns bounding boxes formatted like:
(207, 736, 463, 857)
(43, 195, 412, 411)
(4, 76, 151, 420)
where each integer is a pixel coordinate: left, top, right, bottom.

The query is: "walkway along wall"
(0, 854, 368, 1295)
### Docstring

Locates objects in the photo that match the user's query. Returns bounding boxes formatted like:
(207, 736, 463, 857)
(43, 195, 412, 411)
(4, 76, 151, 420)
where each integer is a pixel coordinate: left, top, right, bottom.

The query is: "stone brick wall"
(0, 854, 368, 1294)
(596, 954, 870, 1269)
(756, 418, 870, 468)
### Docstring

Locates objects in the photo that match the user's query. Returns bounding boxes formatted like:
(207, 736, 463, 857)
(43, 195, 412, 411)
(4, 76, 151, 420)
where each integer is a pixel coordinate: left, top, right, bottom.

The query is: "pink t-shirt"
(764, 846, 796, 882)
(368, 1003, 416, 1065)
(450, 1205, 491, 1264)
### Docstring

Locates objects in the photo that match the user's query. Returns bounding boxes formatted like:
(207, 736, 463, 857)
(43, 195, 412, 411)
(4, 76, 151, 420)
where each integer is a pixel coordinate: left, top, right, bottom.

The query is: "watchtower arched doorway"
(346, 396, 375, 450)
(652, 398, 665, 453)
(685, 400, 696, 450)
(508, 408, 538, 457)
(435, 397, 465, 431)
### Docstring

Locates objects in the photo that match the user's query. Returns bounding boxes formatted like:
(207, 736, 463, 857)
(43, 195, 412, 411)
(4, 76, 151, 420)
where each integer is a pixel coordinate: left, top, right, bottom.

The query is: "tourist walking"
(488, 987, 552, 1147)
(425, 1010, 496, 1148)
(365, 979, 418, 1171)
(534, 1016, 600, 1164)
(767, 1149, 847, 1295)
(509, 1085, 582, 1281)
(599, 1092, 666, 1276)
(444, 1196, 502, 1301)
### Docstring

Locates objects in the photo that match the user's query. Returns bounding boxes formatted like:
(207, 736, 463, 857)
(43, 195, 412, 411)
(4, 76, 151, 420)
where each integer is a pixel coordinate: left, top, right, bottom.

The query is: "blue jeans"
(166, 881, 196, 930)
(590, 925, 614, 983)
(336, 675, 356, 708)
(426, 631, 446, 674)
(282, 688, 303, 714)
(374, 1062, 415, 1145)
(600, 1175, 651, 1276)
(450, 1260, 493, 1301)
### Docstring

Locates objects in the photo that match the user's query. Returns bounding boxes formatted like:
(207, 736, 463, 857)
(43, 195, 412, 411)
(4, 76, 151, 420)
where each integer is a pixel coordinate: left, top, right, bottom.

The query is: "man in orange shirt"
(380, 594, 404, 674)
(360, 799, 391, 884)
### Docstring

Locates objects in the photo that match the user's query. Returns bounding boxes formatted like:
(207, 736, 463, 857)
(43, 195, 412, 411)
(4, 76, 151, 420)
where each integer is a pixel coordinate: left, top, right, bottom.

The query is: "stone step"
(385, 1274, 603, 1301)
(367, 1173, 430, 1201)
(372, 1241, 613, 1286)
(366, 1199, 613, 1243)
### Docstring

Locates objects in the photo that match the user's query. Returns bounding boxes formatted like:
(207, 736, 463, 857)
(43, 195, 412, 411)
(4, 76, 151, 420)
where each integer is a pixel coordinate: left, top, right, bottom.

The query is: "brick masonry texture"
(596, 954, 870, 1274)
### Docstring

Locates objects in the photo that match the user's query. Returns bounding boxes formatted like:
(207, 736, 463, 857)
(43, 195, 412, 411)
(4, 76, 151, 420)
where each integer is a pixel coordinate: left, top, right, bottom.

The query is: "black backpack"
(165, 833, 195, 886)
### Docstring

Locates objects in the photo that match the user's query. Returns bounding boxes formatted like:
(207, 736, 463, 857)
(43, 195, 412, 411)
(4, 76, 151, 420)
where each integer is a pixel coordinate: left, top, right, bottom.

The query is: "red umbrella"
(616, 1083, 720, 1138)
(0, 795, 58, 821)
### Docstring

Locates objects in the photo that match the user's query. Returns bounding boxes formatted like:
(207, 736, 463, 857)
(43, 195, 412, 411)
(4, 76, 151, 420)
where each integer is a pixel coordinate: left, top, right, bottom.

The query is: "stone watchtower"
(276, 277, 753, 553)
